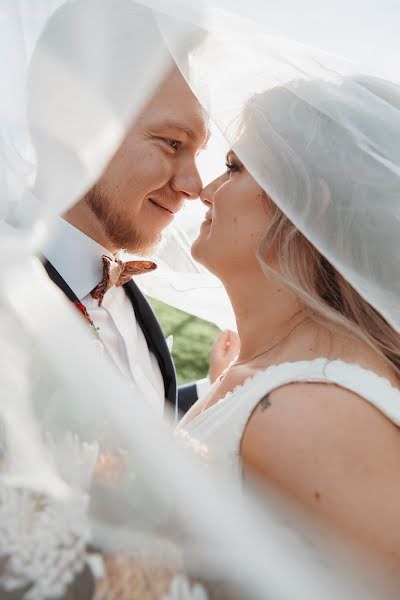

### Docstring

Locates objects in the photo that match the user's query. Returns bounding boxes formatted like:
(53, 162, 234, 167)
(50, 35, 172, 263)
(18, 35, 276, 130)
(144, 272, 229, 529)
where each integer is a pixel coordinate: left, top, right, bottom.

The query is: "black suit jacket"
(43, 260, 198, 413)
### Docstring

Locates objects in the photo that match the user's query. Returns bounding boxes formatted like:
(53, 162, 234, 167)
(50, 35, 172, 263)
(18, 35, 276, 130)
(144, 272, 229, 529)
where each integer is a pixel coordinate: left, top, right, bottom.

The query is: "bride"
(178, 75, 400, 571)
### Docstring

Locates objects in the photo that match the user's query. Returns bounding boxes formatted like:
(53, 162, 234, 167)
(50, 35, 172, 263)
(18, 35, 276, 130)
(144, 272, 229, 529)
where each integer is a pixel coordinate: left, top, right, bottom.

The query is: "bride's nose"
(200, 175, 221, 207)
(200, 181, 214, 207)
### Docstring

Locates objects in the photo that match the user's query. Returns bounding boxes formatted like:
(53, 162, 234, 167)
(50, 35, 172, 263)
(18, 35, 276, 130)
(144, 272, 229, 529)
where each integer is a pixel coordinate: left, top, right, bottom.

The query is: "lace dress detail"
(177, 358, 400, 481)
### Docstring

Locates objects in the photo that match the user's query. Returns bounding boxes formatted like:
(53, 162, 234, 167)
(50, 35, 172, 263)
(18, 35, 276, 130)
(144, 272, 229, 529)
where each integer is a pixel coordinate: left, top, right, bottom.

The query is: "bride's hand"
(209, 330, 240, 383)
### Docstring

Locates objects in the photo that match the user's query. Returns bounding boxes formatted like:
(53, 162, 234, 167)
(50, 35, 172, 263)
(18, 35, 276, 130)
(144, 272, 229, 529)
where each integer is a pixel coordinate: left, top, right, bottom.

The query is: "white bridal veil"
(0, 0, 399, 598)
(138, 0, 400, 332)
(155, 0, 400, 333)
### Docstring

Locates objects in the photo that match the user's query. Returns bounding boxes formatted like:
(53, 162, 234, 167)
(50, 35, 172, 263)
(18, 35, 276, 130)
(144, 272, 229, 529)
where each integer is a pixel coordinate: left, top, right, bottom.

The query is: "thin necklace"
(219, 312, 307, 381)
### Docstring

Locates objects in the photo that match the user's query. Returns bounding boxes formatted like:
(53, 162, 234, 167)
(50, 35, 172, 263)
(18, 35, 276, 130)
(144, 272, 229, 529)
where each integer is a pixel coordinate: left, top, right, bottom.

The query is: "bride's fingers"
(209, 330, 240, 383)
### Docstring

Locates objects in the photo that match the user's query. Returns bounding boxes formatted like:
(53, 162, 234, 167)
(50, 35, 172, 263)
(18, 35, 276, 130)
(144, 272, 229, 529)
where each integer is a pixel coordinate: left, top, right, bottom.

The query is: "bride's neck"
(223, 268, 302, 362)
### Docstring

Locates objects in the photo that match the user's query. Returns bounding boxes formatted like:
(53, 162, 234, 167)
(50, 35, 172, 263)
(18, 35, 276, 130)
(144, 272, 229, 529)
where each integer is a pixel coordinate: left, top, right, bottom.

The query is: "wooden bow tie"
(91, 255, 157, 306)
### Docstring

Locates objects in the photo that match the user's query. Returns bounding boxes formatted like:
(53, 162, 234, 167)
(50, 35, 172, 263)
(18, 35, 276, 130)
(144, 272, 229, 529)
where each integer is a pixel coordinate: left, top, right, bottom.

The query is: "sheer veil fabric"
(134, 0, 400, 331)
(0, 0, 399, 599)
(156, 0, 400, 331)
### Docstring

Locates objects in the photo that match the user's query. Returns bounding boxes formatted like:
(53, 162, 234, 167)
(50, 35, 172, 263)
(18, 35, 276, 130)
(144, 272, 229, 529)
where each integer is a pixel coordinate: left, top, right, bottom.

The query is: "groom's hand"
(209, 329, 240, 383)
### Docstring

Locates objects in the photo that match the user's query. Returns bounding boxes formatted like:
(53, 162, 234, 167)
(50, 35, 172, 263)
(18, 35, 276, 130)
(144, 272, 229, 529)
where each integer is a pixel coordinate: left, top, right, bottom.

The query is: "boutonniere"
(73, 301, 104, 350)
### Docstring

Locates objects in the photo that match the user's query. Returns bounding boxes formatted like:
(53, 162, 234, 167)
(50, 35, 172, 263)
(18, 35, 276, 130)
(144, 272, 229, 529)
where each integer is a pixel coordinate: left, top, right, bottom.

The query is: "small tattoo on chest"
(260, 394, 271, 412)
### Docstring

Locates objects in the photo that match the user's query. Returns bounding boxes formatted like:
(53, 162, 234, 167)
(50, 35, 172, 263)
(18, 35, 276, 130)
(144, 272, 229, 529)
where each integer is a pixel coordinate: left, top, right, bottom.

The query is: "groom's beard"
(85, 185, 158, 255)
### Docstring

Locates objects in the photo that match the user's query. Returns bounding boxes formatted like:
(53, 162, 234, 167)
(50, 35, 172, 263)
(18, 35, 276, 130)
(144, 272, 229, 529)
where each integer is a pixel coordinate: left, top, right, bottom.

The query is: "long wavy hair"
(239, 76, 400, 379)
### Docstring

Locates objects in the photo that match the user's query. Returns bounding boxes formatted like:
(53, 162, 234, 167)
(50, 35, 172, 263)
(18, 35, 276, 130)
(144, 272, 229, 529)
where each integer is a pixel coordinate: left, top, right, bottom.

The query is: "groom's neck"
(63, 199, 116, 254)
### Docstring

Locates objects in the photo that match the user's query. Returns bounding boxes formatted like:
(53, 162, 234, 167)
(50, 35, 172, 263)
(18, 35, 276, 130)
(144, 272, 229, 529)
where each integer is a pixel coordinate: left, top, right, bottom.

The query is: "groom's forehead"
(140, 67, 209, 146)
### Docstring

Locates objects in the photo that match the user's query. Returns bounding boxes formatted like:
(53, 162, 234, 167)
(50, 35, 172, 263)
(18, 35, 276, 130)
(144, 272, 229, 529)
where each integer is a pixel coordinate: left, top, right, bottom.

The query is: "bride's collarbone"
(201, 365, 259, 413)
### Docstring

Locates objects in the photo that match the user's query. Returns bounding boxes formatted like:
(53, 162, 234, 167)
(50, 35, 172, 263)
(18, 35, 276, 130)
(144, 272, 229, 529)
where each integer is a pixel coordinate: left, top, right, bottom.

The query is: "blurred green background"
(148, 297, 220, 384)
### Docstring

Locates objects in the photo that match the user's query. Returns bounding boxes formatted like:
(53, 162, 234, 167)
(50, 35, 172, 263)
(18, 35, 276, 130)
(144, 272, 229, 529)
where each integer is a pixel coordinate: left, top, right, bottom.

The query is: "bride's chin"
(191, 237, 203, 261)
(191, 239, 220, 276)
(191, 234, 208, 264)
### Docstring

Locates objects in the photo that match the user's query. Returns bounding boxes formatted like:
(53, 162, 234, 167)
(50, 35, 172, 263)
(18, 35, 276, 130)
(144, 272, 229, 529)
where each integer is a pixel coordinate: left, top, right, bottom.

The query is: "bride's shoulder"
(239, 360, 400, 563)
(241, 357, 400, 481)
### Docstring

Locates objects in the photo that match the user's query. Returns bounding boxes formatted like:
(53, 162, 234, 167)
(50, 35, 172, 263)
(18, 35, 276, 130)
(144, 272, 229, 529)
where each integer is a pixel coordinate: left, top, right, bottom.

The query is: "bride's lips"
(201, 210, 213, 227)
(201, 217, 212, 229)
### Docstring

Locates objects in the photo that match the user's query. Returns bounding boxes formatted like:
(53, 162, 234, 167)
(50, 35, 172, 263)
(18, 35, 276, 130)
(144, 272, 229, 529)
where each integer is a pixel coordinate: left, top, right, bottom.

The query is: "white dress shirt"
(44, 217, 165, 416)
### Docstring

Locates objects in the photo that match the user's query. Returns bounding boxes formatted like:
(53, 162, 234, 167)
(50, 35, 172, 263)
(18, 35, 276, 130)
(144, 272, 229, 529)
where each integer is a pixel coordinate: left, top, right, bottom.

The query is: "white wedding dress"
(178, 358, 400, 482)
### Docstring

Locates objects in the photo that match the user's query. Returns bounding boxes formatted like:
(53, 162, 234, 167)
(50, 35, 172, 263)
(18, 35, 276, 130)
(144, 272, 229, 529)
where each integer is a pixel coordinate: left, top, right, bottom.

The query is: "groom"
(32, 0, 239, 417)
(42, 63, 223, 415)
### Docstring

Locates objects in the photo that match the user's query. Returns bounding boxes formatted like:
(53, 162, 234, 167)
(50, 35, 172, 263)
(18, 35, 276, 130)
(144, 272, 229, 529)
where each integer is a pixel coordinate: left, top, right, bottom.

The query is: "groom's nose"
(171, 160, 203, 200)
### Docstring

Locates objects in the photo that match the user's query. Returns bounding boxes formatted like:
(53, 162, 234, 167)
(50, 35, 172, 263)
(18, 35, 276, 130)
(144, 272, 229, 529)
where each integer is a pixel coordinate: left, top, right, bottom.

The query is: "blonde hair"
(238, 76, 400, 380)
(258, 203, 400, 380)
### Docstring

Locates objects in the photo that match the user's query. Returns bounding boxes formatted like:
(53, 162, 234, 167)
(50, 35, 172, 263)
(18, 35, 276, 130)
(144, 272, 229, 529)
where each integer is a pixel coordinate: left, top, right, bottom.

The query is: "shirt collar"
(43, 217, 113, 300)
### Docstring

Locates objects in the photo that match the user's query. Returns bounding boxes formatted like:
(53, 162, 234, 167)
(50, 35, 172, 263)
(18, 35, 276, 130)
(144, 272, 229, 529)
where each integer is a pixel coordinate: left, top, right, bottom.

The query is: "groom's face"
(86, 67, 208, 253)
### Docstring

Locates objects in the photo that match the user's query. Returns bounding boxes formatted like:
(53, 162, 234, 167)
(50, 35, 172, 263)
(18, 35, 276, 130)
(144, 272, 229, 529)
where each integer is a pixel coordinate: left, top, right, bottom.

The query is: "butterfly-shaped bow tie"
(91, 255, 157, 306)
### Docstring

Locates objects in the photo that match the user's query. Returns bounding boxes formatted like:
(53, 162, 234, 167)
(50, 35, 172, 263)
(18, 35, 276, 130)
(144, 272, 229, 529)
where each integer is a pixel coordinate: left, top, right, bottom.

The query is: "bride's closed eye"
(225, 161, 237, 175)
(225, 156, 242, 177)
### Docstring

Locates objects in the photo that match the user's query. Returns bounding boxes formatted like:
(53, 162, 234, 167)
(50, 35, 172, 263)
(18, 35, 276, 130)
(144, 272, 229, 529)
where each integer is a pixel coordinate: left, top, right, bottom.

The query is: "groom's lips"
(148, 198, 179, 216)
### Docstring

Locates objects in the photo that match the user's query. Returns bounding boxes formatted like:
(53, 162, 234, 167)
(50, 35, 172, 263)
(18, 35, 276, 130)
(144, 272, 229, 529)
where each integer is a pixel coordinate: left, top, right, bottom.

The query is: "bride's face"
(191, 150, 271, 277)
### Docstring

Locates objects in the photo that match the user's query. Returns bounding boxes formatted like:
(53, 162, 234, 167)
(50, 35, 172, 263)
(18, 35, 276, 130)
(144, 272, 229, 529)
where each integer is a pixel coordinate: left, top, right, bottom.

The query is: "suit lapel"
(43, 259, 177, 408)
(123, 279, 177, 407)
(43, 259, 81, 303)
